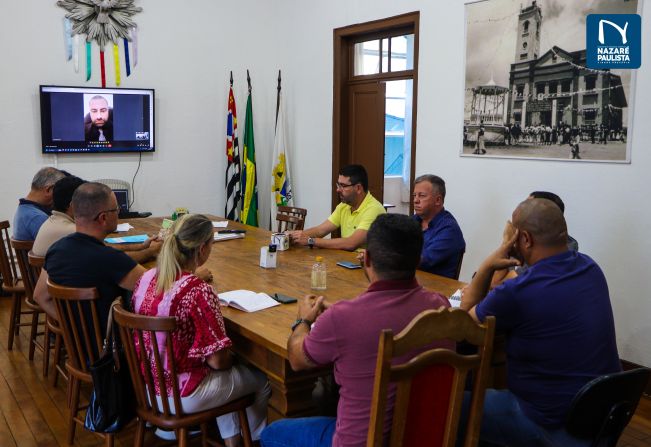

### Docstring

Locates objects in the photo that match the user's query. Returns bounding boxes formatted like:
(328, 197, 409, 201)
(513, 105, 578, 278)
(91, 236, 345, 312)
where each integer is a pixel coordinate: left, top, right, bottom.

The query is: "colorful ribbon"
(99, 50, 106, 88)
(123, 38, 131, 76)
(73, 34, 80, 73)
(86, 41, 92, 81)
(130, 27, 138, 67)
(63, 18, 72, 61)
(113, 43, 121, 86)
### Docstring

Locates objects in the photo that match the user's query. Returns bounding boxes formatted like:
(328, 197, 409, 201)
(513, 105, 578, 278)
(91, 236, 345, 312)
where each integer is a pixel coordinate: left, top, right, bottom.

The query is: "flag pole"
(276, 70, 282, 126)
(230, 70, 233, 87)
(247, 69, 252, 93)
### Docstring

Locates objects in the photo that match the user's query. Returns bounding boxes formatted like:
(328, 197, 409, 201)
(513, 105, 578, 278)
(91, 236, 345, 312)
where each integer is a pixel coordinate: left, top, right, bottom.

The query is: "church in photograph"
(507, 1, 627, 130)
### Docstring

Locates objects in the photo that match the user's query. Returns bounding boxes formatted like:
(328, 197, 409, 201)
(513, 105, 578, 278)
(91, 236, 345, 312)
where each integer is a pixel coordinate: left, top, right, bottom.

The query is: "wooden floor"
(1, 295, 650, 446)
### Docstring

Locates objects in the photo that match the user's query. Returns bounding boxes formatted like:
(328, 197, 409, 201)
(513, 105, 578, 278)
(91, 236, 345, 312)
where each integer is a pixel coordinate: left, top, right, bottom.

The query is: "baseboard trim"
(621, 359, 651, 397)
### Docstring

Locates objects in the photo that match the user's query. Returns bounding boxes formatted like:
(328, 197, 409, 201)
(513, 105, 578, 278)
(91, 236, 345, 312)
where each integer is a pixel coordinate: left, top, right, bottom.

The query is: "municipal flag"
(271, 91, 293, 226)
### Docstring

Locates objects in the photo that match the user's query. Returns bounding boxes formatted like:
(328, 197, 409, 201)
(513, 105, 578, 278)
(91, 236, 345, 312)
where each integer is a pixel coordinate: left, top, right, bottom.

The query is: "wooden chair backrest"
(28, 251, 44, 273)
(113, 303, 187, 419)
(453, 250, 465, 281)
(367, 308, 495, 447)
(46, 279, 104, 380)
(275, 206, 307, 232)
(10, 239, 38, 300)
(0, 221, 19, 289)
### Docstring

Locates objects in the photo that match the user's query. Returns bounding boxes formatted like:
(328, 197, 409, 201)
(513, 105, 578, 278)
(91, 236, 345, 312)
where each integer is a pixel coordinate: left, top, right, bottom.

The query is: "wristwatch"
(307, 237, 315, 249)
(291, 318, 313, 332)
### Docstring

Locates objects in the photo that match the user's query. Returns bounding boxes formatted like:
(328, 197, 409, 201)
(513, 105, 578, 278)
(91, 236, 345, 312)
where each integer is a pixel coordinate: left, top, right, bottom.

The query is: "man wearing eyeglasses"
(288, 164, 385, 251)
(412, 174, 465, 279)
(34, 183, 148, 333)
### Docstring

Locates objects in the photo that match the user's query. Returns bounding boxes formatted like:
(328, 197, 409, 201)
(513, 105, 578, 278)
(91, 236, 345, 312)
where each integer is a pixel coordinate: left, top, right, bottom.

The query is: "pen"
(218, 230, 247, 234)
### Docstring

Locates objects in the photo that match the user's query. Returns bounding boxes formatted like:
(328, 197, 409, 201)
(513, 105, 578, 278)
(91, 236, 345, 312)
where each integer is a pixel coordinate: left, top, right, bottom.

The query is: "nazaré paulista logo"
(586, 14, 641, 69)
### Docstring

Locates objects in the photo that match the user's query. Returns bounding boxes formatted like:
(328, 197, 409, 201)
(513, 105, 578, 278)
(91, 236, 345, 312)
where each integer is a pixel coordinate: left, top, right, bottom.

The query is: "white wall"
(283, 0, 651, 367)
(0, 0, 288, 225)
(2, 0, 650, 366)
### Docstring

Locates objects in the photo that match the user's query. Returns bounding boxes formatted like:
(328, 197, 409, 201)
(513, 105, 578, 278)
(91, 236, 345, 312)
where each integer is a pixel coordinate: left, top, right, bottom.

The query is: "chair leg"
(178, 427, 188, 447)
(7, 293, 20, 350)
(200, 422, 208, 447)
(67, 376, 80, 445)
(51, 333, 64, 387)
(134, 419, 146, 447)
(238, 409, 253, 447)
(104, 433, 114, 447)
(28, 309, 40, 360)
(42, 322, 51, 377)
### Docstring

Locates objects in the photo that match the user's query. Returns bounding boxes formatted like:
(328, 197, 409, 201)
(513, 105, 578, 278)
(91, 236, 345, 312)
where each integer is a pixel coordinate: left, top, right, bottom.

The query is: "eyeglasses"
(93, 206, 120, 221)
(335, 182, 358, 189)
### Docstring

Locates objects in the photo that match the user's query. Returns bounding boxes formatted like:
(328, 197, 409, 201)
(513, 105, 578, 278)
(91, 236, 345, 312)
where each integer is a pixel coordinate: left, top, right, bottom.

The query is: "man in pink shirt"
(261, 214, 452, 447)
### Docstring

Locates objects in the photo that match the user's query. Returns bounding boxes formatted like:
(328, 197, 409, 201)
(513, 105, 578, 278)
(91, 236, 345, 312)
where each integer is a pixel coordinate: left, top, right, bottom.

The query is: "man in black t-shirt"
(34, 183, 146, 333)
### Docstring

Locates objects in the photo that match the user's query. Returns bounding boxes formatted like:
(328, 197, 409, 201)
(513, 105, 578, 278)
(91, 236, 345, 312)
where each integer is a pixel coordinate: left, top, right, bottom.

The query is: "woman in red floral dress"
(132, 214, 270, 446)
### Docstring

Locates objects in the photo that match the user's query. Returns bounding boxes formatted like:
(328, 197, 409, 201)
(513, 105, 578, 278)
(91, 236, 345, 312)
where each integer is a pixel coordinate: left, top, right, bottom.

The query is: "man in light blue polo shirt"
(13, 167, 66, 240)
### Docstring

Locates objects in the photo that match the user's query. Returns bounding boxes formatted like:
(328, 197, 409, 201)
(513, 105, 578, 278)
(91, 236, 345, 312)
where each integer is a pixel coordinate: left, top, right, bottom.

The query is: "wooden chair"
(453, 250, 465, 281)
(565, 368, 650, 447)
(0, 221, 30, 351)
(367, 308, 496, 447)
(113, 303, 255, 447)
(46, 279, 115, 447)
(275, 206, 307, 232)
(28, 252, 67, 384)
(10, 239, 46, 361)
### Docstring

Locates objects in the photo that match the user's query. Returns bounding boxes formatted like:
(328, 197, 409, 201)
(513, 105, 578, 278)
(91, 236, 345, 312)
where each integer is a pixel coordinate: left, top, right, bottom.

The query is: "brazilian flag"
(241, 91, 258, 226)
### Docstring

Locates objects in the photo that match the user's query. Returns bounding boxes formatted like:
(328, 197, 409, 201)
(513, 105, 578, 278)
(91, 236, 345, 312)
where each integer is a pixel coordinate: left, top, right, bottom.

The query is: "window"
(353, 33, 414, 76)
(523, 20, 529, 32)
(516, 85, 525, 98)
(585, 76, 596, 91)
(536, 83, 545, 96)
(384, 80, 412, 175)
(520, 53, 528, 60)
(561, 80, 571, 93)
(549, 81, 558, 95)
(523, 42, 528, 49)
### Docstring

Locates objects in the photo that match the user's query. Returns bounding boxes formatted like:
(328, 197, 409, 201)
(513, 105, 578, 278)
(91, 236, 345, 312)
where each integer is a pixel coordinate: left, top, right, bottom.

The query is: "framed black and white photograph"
(462, 0, 640, 163)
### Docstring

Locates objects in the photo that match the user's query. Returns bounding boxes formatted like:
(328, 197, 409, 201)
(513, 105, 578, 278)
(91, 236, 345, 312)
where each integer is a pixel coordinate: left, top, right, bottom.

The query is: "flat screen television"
(40, 85, 155, 154)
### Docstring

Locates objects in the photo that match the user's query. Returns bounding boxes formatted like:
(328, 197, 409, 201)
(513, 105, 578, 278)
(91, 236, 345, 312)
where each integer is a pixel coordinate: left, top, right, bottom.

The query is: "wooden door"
(346, 81, 386, 202)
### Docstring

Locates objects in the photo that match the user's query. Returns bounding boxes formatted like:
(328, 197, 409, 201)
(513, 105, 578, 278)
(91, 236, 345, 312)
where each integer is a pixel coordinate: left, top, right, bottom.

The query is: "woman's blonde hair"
(156, 214, 214, 293)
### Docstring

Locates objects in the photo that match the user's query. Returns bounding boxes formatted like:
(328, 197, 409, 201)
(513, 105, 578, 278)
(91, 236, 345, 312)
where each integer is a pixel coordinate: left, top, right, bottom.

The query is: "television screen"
(40, 85, 155, 154)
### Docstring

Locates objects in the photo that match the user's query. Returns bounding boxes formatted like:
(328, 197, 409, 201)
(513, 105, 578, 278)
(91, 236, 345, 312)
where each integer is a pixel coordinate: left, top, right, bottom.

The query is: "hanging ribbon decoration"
(57, 0, 142, 86)
(99, 50, 106, 88)
(86, 41, 92, 81)
(63, 18, 73, 61)
(131, 26, 138, 68)
(113, 43, 121, 86)
(73, 34, 80, 73)
(123, 38, 131, 77)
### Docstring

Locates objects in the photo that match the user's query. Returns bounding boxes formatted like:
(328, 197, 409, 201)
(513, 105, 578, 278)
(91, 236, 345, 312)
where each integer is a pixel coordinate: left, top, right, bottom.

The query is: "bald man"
(460, 199, 620, 446)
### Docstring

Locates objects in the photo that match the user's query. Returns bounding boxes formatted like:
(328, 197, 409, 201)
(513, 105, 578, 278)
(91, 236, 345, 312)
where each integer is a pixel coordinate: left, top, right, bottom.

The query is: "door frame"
(332, 11, 420, 212)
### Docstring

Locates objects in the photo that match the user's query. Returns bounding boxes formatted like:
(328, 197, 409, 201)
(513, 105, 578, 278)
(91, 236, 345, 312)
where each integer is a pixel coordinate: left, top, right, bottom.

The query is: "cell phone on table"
(273, 293, 298, 304)
(336, 261, 362, 269)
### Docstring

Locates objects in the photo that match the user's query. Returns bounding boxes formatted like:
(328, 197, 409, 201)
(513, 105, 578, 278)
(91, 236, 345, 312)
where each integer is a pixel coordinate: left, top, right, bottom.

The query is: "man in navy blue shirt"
(13, 167, 66, 240)
(412, 174, 465, 279)
(461, 199, 620, 446)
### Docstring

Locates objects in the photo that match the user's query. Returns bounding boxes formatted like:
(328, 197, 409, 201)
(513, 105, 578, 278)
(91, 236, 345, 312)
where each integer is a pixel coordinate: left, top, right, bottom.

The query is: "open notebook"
(218, 290, 280, 312)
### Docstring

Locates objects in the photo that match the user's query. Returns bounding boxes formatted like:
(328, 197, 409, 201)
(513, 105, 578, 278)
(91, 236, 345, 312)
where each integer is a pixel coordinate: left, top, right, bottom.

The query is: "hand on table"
(288, 231, 308, 246)
(298, 294, 326, 322)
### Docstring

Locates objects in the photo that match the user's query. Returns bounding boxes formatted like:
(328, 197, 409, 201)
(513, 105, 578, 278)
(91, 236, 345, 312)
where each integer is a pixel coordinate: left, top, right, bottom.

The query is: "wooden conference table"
(120, 216, 464, 421)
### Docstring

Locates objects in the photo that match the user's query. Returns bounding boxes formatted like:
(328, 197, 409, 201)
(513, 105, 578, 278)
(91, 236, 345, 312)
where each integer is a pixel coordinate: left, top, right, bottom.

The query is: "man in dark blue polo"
(412, 174, 465, 279)
(461, 198, 620, 446)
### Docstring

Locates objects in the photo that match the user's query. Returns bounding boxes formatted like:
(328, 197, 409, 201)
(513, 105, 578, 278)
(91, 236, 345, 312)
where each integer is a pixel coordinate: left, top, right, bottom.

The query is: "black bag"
(84, 301, 135, 433)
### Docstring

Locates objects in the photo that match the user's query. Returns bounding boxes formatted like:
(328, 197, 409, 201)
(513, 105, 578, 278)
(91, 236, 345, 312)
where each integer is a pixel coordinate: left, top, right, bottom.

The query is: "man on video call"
(85, 95, 113, 142)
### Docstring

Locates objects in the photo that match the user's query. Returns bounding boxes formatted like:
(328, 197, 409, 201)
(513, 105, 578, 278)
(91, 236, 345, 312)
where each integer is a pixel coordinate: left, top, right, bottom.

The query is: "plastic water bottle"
(311, 256, 327, 290)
